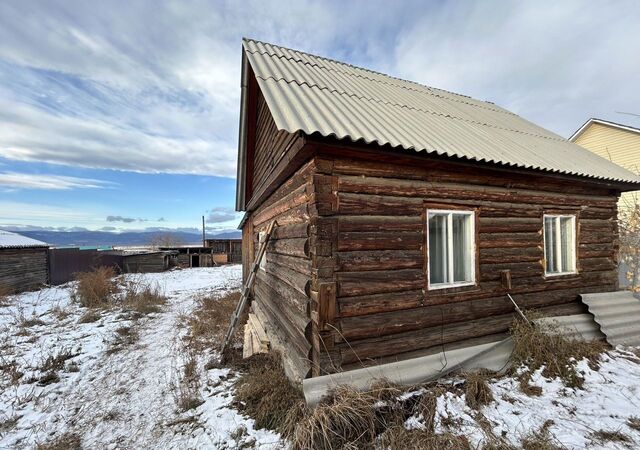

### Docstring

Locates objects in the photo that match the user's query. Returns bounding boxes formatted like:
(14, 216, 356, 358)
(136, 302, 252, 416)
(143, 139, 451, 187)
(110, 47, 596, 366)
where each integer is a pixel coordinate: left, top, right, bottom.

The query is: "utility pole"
(202, 215, 205, 247)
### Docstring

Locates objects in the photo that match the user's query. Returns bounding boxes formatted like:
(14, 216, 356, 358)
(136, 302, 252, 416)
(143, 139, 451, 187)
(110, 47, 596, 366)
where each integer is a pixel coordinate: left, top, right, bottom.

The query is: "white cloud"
(0, 201, 102, 226)
(206, 206, 240, 224)
(391, 0, 640, 135)
(0, 0, 426, 176)
(0, 171, 113, 190)
(0, 0, 638, 179)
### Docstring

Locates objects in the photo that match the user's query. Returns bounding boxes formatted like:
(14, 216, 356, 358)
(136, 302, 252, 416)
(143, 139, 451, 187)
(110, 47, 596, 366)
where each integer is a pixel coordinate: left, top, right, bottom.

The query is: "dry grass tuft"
(0, 414, 21, 434)
(481, 442, 517, 450)
(627, 416, 640, 431)
(0, 358, 24, 385)
(37, 371, 60, 386)
(177, 393, 204, 412)
(39, 349, 75, 373)
(285, 381, 466, 450)
(36, 432, 82, 450)
(77, 310, 101, 324)
(50, 305, 72, 321)
(518, 373, 543, 397)
(186, 290, 243, 352)
(285, 386, 379, 450)
(72, 267, 118, 308)
(520, 419, 562, 450)
(0, 284, 12, 307)
(379, 426, 472, 450)
(589, 429, 633, 446)
(234, 353, 303, 434)
(510, 316, 606, 388)
(122, 279, 166, 315)
(464, 370, 495, 409)
(14, 309, 45, 328)
(173, 348, 204, 412)
(107, 326, 139, 354)
(417, 388, 441, 433)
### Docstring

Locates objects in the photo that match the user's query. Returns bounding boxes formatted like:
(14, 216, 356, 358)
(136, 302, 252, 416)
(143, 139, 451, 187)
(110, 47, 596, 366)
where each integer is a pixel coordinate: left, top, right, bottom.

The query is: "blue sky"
(1, 0, 639, 233)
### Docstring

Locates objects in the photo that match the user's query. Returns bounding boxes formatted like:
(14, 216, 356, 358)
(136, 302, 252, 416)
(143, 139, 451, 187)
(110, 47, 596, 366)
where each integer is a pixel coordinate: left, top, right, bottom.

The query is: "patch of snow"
(427, 352, 640, 449)
(0, 266, 284, 449)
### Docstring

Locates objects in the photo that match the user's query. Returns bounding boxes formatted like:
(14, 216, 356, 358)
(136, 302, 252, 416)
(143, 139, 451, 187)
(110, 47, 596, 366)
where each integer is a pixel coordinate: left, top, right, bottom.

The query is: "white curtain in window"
(544, 217, 557, 273)
(428, 214, 448, 284)
(428, 211, 474, 287)
(544, 215, 576, 275)
(452, 214, 471, 282)
(560, 217, 574, 272)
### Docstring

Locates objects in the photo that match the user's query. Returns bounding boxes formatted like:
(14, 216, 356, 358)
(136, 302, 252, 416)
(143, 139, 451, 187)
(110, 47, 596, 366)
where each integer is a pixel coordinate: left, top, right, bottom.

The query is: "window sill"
(426, 283, 479, 296)
(544, 271, 579, 280)
(428, 281, 476, 291)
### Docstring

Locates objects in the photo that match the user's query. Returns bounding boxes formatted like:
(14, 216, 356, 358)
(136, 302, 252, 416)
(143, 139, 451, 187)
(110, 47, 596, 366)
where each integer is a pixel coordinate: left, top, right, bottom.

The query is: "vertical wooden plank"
(318, 282, 337, 331)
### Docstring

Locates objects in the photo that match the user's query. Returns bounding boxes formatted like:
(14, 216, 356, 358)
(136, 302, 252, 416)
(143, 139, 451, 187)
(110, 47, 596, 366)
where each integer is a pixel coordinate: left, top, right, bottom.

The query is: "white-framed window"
(543, 214, 577, 276)
(427, 209, 476, 289)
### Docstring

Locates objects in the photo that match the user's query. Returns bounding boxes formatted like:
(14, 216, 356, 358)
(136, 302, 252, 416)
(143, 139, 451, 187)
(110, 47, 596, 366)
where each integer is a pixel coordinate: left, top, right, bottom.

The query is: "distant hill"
(7, 230, 241, 247)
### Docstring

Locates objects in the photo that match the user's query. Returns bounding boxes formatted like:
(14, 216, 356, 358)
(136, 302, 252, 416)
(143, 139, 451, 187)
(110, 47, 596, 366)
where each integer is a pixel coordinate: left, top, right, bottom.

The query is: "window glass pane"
(452, 214, 471, 282)
(428, 214, 448, 284)
(544, 217, 557, 273)
(560, 217, 575, 272)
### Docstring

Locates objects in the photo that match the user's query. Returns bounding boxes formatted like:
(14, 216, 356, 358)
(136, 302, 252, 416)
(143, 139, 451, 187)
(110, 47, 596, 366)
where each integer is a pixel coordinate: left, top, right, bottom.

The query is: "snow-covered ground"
(1, 266, 640, 449)
(431, 351, 640, 449)
(0, 266, 282, 449)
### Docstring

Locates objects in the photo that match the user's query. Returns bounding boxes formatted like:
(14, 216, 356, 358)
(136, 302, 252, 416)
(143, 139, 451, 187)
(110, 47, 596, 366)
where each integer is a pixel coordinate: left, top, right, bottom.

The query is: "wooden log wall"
(0, 248, 48, 293)
(306, 147, 621, 373)
(252, 91, 300, 200)
(245, 159, 318, 381)
(123, 253, 168, 273)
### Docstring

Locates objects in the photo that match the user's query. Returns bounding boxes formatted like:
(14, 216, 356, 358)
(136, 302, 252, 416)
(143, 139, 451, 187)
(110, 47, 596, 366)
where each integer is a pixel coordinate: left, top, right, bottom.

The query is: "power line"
(615, 111, 640, 118)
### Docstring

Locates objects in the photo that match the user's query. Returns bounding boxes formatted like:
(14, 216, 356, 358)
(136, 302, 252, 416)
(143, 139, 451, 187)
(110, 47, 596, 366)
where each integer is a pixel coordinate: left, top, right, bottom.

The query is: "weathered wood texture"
(251, 91, 301, 205)
(244, 159, 318, 381)
(0, 248, 48, 293)
(241, 97, 624, 380)
(123, 253, 169, 273)
(306, 145, 620, 373)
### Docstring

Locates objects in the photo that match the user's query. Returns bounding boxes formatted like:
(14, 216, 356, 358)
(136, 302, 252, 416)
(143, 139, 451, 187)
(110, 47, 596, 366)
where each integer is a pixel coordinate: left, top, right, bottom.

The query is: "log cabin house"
(235, 38, 640, 382)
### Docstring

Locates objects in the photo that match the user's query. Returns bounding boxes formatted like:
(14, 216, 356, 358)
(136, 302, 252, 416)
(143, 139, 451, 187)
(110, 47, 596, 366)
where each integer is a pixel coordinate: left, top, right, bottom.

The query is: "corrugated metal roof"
(243, 38, 640, 185)
(581, 291, 640, 346)
(535, 314, 605, 342)
(0, 230, 48, 248)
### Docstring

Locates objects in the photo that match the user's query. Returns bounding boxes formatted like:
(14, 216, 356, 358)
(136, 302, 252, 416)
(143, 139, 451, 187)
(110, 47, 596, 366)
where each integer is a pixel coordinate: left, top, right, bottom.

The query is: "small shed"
(204, 238, 243, 263)
(235, 39, 640, 382)
(0, 230, 49, 293)
(120, 250, 174, 273)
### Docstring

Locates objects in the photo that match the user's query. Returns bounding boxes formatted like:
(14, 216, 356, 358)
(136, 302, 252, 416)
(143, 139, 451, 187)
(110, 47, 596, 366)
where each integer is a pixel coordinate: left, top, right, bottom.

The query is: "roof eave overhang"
(570, 117, 640, 142)
(569, 118, 595, 141)
(235, 48, 250, 212)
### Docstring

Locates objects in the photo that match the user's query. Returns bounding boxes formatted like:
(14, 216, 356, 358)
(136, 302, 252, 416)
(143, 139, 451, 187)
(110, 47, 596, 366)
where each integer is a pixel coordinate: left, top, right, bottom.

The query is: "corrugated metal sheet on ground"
(243, 38, 640, 185)
(581, 291, 640, 346)
(534, 314, 605, 341)
(303, 338, 514, 406)
(302, 312, 607, 405)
